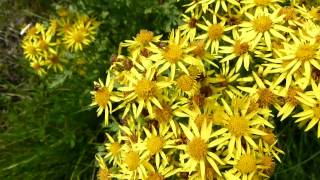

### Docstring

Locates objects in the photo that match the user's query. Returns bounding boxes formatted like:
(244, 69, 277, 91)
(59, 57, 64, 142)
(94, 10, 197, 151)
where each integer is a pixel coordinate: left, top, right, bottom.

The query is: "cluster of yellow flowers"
(92, 0, 320, 179)
(21, 8, 99, 76)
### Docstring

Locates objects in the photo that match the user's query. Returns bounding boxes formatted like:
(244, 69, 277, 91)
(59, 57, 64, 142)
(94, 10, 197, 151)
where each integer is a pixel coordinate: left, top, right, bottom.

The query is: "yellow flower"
(274, 35, 320, 87)
(144, 163, 179, 180)
(241, 0, 283, 13)
(201, 0, 240, 13)
(116, 149, 150, 179)
(220, 30, 257, 72)
(178, 120, 226, 179)
(104, 132, 123, 165)
(45, 52, 64, 72)
(140, 125, 176, 168)
(239, 10, 293, 50)
(294, 80, 320, 138)
(207, 62, 243, 97)
(197, 14, 232, 54)
(148, 29, 203, 80)
(95, 155, 111, 180)
(118, 68, 172, 119)
(225, 151, 262, 180)
(219, 97, 274, 159)
(22, 39, 40, 61)
(179, 9, 202, 41)
(30, 59, 47, 76)
(64, 25, 91, 51)
(90, 72, 121, 125)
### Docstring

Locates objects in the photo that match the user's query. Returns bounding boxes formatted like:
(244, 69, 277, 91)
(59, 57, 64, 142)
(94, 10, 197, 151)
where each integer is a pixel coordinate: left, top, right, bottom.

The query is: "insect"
(20, 23, 32, 36)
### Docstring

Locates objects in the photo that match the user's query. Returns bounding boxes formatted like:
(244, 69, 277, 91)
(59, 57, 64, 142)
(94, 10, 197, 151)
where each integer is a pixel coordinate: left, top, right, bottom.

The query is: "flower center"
(254, 0, 271, 6)
(208, 24, 224, 40)
(195, 114, 211, 129)
(227, 116, 249, 137)
(279, 7, 297, 21)
(39, 39, 48, 50)
(32, 63, 41, 70)
(155, 104, 172, 124)
(176, 74, 196, 92)
(295, 44, 316, 62)
(252, 16, 272, 33)
(125, 151, 140, 171)
(284, 88, 300, 105)
(27, 27, 37, 36)
(109, 142, 121, 156)
(234, 41, 249, 56)
(26, 45, 37, 55)
(136, 30, 154, 45)
(236, 154, 256, 174)
(146, 135, 164, 154)
(97, 168, 109, 180)
(313, 103, 320, 119)
(95, 87, 110, 107)
(146, 172, 164, 180)
(188, 137, 207, 161)
(260, 156, 275, 176)
(72, 30, 85, 43)
(50, 55, 60, 64)
(188, 18, 197, 28)
(163, 43, 183, 63)
(262, 132, 276, 145)
(257, 88, 275, 107)
(191, 40, 206, 58)
(135, 79, 157, 99)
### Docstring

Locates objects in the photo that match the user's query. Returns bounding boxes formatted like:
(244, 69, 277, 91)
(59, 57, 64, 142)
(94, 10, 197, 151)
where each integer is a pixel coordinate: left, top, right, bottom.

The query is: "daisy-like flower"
(293, 80, 320, 138)
(45, 52, 64, 72)
(30, 59, 46, 76)
(241, 0, 283, 14)
(201, 0, 240, 13)
(121, 29, 162, 59)
(239, 10, 293, 50)
(22, 39, 40, 61)
(278, 6, 303, 27)
(225, 150, 266, 180)
(175, 73, 199, 97)
(144, 163, 179, 180)
(37, 28, 57, 56)
(104, 132, 123, 165)
(197, 14, 232, 54)
(190, 40, 218, 67)
(238, 71, 280, 110)
(140, 125, 176, 168)
(63, 24, 91, 51)
(259, 130, 284, 162)
(220, 31, 256, 72)
(208, 62, 242, 98)
(274, 33, 320, 87)
(219, 97, 274, 159)
(276, 86, 303, 121)
(179, 9, 202, 41)
(117, 148, 150, 179)
(178, 120, 226, 179)
(96, 154, 111, 180)
(153, 91, 189, 136)
(118, 68, 172, 119)
(90, 72, 121, 125)
(148, 29, 203, 79)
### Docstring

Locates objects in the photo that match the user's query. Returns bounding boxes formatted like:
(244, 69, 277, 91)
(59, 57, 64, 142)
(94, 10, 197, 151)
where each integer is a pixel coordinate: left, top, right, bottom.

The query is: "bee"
(20, 23, 32, 36)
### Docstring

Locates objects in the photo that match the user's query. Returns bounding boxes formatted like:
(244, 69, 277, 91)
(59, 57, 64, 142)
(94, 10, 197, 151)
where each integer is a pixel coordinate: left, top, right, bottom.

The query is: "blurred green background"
(0, 0, 320, 179)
